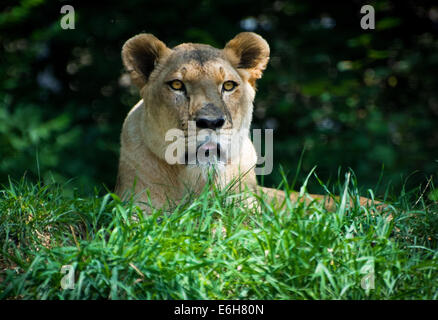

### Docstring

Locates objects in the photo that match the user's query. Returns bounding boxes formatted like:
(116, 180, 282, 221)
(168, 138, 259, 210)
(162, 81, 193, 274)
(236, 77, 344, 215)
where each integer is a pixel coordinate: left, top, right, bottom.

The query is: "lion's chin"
(185, 160, 227, 186)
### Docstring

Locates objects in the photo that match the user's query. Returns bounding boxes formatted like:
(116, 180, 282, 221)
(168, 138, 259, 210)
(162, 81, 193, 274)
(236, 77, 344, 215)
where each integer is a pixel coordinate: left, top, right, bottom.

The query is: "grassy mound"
(1, 173, 437, 299)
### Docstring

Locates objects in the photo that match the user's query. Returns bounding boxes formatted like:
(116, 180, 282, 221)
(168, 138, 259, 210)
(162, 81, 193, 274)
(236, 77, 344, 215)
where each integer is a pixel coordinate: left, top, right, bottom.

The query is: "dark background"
(1, 0, 437, 198)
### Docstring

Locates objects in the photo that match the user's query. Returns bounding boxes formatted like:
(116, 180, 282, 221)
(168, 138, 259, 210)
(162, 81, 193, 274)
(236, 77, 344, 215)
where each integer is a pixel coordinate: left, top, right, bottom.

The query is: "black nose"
(195, 103, 226, 130)
(196, 117, 225, 129)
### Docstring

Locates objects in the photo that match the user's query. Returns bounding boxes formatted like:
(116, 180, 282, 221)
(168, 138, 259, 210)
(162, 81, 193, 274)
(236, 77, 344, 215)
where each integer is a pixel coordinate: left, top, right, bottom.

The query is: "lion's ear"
(224, 32, 270, 86)
(122, 34, 172, 88)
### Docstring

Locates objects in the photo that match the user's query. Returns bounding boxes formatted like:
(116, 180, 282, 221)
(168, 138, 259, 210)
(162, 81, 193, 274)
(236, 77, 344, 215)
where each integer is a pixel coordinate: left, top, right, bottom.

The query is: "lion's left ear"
(223, 32, 270, 86)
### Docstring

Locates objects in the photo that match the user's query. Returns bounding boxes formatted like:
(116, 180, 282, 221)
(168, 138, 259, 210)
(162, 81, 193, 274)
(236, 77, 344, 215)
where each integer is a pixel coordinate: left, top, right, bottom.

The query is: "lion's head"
(121, 32, 269, 169)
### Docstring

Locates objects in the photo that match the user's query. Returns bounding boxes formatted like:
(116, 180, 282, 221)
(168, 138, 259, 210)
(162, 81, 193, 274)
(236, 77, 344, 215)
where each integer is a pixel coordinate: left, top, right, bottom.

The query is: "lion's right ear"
(121, 34, 172, 88)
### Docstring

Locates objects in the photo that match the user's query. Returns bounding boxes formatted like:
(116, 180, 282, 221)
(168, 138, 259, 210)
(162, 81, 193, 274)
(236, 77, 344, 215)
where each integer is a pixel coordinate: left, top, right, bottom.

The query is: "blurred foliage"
(0, 0, 437, 195)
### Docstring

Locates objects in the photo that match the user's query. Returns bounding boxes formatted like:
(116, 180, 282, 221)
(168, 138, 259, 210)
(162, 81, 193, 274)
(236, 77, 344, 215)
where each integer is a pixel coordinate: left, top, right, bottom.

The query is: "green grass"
(0, 172, 437, 300)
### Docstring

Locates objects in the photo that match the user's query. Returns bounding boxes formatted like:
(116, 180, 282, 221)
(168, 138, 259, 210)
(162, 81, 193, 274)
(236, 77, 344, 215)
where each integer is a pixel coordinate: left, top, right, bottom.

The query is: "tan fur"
(116, 32, 377, 212)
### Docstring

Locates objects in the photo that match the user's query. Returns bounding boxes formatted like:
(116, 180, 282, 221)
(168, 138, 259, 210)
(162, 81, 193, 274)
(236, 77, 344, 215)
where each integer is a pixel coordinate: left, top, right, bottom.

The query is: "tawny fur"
(115, 32, 376, 211)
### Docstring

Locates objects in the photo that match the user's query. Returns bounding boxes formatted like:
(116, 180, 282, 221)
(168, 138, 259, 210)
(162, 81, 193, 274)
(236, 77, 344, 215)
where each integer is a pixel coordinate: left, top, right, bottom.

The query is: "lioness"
(115, 32, 376, 211)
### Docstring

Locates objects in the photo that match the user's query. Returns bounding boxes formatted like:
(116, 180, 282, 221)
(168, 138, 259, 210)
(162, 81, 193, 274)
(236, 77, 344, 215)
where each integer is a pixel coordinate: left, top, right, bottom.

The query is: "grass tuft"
(0, 172, 437, 299)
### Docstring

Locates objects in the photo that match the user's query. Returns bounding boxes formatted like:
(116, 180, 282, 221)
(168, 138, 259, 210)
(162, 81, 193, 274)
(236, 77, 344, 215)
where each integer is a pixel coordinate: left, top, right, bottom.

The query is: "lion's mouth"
(184, 142, 224, 165)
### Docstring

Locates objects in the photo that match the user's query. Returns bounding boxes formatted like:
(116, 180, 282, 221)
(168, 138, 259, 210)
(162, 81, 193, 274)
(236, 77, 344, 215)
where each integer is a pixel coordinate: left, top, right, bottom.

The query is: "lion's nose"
(195, 116, 225, 129)
(195, 103, 226, 129)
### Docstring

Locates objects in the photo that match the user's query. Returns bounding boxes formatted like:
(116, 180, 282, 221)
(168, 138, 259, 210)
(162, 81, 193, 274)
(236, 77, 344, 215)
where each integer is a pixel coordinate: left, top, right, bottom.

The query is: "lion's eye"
(168, 80, 185, 91)
(222, 81, 237, 92)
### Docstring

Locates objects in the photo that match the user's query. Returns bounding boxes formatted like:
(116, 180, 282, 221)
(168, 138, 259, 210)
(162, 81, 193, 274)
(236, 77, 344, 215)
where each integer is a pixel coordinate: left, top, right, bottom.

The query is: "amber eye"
(222, 80, 237, 92)
(168, 80, 185, 91)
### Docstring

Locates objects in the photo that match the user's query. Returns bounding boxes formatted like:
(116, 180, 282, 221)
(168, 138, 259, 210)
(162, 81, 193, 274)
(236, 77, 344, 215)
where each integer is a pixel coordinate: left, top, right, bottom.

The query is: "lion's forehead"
(172, 43, 221, 64)
(162, 47, 237, 83)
